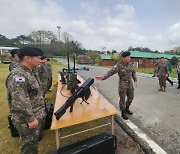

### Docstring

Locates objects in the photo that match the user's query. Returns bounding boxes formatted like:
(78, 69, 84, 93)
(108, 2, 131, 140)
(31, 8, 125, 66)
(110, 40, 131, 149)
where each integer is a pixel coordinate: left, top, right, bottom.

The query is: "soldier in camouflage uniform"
(8, 49, 20, 108)
(156, 57, 168, 92)
(96, 51, 137, 120)
(152, 58, 160, 77)
(6, 47, 46, 154)
(46, 58, 52, 92)
(9, 49, 20, 71)
(38, 55, 48, 97)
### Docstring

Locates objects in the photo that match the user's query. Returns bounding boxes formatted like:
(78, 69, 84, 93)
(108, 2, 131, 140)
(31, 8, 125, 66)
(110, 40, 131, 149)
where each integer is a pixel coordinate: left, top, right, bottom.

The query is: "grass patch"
(98, 65, 178, 78)
(0, 62, 107, 153)
(136, 67, 178, 78)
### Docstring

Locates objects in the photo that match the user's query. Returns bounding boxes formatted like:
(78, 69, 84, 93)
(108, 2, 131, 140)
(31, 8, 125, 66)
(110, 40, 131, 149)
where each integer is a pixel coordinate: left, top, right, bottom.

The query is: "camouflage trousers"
(158, 74, 166, 88)
(153, 66, 158, 75)
(41, 78, 49, 96)
(12, 116, 45, 154)
(118, 82, 134, 111)
(46, 77, 52, 91)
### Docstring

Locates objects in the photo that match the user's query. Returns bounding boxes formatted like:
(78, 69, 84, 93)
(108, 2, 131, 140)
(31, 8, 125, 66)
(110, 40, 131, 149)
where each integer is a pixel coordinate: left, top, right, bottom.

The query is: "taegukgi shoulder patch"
(15, 76, 25, 82)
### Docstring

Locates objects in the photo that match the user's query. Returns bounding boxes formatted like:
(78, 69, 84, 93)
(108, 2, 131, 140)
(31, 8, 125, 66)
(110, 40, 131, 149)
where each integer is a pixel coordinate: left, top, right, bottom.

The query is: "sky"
(0, 0, 180, 52)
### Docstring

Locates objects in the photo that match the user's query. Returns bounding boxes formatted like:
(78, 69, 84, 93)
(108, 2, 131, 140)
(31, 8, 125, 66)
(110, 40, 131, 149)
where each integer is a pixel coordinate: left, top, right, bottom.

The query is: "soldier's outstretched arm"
(102, 64, 120, 80)
(95, 76, 104, 80)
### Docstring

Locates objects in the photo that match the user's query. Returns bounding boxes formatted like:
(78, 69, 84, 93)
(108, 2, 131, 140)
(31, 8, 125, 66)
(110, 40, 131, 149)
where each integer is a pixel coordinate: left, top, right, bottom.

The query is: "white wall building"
(0, 47, 19, 56)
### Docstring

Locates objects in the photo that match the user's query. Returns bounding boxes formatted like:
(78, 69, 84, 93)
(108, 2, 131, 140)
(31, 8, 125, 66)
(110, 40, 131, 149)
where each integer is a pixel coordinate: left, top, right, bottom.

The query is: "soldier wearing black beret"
(18, 46, 44, 60)
(10, 49, 19, 58)
(156, 57, 168, 92)
(121, 51, 130, 57)
(96, 51, 137, 120)
(6, 46, 46, 153)
(38, 54, 48, 96)
(9, 49, 20, 71)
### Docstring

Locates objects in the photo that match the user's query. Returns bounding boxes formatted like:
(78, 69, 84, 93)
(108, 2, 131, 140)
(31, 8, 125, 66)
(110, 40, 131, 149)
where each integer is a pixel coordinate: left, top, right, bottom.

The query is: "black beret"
(121, 51, 131, 57)
(18, 47, 44, 59)
(10, 49, 19, 57)
(41, 55, 47, 60)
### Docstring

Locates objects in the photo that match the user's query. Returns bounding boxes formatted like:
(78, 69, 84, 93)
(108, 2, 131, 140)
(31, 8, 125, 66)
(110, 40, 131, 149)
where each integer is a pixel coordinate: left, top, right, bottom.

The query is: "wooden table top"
(50, 75, 117, 130)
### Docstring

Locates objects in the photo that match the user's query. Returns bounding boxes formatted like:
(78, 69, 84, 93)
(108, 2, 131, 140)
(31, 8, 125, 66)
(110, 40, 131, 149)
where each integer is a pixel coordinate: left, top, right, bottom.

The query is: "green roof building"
(129, 51, 180, 59)
(99, 51, 180, 68)
(100, 54, 111, 60)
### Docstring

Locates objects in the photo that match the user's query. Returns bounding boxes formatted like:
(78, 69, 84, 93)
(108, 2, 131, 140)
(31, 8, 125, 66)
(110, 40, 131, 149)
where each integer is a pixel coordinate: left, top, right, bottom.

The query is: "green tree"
(86, 51, 101, 64)
(111, 55, 121, 61)
(170, 56, 178, 65)
(29, 30, 57, 44)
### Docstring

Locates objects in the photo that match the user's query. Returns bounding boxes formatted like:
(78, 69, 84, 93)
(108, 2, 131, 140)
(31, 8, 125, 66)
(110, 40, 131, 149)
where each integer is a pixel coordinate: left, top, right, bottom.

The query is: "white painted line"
(125, 119, 167, 154)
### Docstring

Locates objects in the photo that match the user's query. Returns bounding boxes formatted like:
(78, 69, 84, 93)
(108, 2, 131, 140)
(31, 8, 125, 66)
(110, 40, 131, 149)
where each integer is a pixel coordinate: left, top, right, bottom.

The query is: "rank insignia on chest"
(15, 77, 25, 82)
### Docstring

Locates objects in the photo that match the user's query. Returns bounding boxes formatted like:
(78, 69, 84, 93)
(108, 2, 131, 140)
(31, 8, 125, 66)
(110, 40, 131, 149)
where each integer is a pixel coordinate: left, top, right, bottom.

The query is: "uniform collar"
(121, 61, 129, 66)
(19, 63, 32, 73)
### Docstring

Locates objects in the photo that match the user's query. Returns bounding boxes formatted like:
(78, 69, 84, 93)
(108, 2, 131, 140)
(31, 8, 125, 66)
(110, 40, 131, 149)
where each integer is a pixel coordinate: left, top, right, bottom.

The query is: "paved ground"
(59, 59, 180, 154)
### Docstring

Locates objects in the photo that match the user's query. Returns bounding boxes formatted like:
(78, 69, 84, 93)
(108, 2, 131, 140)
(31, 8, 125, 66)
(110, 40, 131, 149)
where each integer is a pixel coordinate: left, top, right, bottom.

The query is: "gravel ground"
(113, 120, 144, 154)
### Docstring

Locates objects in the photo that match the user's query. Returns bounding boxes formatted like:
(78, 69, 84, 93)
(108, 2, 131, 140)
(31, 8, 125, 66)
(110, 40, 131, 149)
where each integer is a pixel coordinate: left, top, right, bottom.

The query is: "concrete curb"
(114, 114, 156, 154)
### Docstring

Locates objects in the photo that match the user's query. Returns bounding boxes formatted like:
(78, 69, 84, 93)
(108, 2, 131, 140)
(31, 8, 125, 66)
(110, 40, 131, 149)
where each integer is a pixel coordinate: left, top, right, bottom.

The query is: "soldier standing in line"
(156, 57, 169, 92)
(32, 48, 43, 86)
(46, 58, 52, 92)
(152, 58, 160, 77)
(9, 49, 19, 71)
(38, 55, 48, 97)
(6, 46, 46, 154)
(96, 51, 137, 120)
(8, 49, 20, 108)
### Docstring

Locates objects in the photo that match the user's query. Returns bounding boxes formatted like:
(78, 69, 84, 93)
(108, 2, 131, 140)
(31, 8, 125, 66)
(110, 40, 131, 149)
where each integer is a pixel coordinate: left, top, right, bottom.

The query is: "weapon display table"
(50, 75, 117, 149)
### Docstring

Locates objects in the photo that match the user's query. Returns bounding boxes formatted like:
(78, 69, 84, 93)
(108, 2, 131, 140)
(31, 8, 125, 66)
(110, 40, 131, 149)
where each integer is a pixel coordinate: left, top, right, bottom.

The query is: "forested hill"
(0, 30, 87, 56)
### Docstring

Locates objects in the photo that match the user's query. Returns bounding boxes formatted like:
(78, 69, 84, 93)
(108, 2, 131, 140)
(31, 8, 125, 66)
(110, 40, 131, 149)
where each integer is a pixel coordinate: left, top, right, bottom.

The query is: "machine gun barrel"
(54, 78, 94, 120)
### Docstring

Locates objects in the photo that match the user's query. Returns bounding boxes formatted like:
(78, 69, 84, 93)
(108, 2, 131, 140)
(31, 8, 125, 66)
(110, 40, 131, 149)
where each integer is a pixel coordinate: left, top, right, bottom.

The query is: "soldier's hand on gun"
(134, 82, 138, 88)
(28, 119, 39, 129)
(95, 76, 104, 80)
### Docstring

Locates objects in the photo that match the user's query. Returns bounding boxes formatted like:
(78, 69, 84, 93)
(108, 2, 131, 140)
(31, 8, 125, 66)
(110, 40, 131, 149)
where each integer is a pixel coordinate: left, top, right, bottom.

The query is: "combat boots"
(162, 87, 166, 92)
(158, 87, 163, 91)
(121, 110, 128, 120)
(125, 106, 133, 115)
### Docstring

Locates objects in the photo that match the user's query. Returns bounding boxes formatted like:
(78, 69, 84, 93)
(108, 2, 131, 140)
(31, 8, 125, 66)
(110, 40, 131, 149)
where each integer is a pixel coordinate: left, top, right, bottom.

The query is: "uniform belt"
(120, 80, 130, 82)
